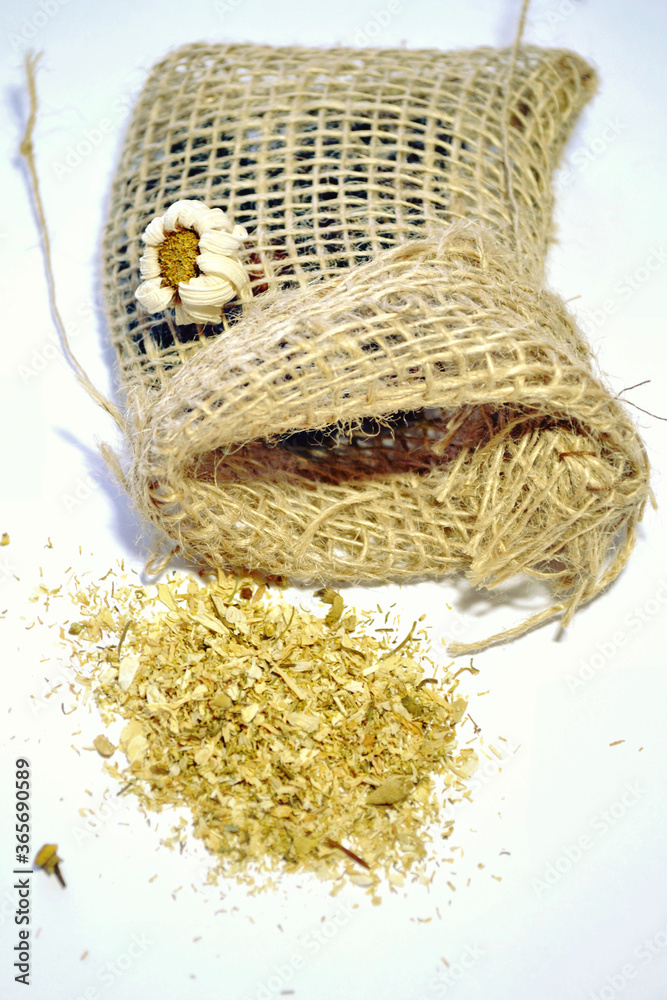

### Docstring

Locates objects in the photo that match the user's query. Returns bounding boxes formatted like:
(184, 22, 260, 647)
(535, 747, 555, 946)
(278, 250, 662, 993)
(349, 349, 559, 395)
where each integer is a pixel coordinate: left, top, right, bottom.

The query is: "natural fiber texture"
(102, 42, 651, 646)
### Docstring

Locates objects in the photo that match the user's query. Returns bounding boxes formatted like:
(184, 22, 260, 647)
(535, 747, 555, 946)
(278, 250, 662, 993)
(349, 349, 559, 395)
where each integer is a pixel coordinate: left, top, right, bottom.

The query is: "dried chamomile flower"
(135, 199, 251, 325)
(34, 844, 66, 887)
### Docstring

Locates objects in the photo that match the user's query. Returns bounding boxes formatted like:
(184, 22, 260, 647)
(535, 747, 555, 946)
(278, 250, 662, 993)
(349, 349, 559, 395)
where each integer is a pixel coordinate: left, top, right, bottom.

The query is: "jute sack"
(102, 42, 651, 647)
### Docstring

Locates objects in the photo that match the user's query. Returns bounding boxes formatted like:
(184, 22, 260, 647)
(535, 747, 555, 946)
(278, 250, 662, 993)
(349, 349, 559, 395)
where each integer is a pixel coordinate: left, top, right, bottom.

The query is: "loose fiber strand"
(19, 51, 127, 435)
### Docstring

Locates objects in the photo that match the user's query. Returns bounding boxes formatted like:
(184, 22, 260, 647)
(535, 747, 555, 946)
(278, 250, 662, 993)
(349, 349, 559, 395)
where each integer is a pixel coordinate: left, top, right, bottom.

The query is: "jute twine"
(23, 40, 653, 652)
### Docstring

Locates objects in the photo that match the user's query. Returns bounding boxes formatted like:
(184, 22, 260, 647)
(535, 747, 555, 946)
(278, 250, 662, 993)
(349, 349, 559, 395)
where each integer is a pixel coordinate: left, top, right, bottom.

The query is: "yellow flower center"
(157, 227, 201, 289)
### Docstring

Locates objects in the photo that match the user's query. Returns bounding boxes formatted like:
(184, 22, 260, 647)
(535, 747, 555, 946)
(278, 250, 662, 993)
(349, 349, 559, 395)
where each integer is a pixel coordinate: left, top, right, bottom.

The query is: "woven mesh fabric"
(104, 43, 595, 386)
(102, 42, 650, 625)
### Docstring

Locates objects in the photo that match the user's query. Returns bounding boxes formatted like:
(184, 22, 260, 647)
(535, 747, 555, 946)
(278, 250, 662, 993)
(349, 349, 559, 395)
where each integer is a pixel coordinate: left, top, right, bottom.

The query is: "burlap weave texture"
(103, 42, 651, 632)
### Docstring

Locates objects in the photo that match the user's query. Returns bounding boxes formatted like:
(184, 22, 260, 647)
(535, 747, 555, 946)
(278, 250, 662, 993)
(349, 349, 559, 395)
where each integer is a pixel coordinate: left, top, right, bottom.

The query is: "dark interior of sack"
(124, 110, 458, 363)
(191, 405, 518, 487)
(278, 407, 499, 478)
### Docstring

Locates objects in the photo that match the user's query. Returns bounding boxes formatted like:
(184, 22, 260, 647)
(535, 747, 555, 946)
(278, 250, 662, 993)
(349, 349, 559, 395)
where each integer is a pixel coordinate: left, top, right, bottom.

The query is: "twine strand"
(20, 51, 127, 435)
(502, 0, 531, 251)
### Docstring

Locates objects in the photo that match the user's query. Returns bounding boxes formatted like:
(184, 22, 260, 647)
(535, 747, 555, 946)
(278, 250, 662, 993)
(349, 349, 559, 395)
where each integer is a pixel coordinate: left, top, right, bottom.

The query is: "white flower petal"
(162, 202, 183, 232)
(193, 304, 225, 324)
(173, 302, 193, 326)
(192, 207, 234, 235)
(143, 216, 166, 246)
(175, 301, 222, 326)
(179, 273, 230, 304)
(198, 228, 246, 255)
(196, 252, 251, 300)
(135, 277, 175, 313)
(174, 199, 211, 230)
(178, 274, 236, 323)
(139, 247, 161, 280)
(178, 272, 223, 295)
(162, 199, 205, 232)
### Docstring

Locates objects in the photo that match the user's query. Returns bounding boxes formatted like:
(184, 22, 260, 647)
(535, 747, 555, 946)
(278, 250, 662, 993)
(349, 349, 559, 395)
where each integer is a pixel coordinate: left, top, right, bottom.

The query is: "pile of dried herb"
(65, 570, 478, 893)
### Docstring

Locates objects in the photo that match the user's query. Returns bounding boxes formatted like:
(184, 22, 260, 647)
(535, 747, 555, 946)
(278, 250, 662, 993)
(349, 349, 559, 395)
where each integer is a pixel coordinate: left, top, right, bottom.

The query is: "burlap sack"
(102, 42, 651, 644)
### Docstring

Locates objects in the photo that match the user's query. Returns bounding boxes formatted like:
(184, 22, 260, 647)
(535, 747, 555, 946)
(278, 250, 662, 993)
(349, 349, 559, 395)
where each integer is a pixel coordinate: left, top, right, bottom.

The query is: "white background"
(1, 1, 666, 999)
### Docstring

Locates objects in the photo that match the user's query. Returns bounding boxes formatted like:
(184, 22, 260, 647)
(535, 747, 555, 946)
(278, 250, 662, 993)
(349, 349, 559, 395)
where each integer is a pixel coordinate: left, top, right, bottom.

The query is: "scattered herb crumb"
(57, 567, 479, 896)
(93, 735, 116, 758)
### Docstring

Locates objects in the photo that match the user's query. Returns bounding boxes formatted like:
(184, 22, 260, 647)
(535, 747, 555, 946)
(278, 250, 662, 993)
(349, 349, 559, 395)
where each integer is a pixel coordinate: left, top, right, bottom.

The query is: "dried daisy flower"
(34, 844, 66, 887)
(134, 199, 251, 325)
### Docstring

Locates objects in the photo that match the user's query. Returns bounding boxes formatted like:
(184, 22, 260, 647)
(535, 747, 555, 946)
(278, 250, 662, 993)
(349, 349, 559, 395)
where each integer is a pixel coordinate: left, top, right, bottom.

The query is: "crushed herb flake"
(62, 568, 479, 895)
